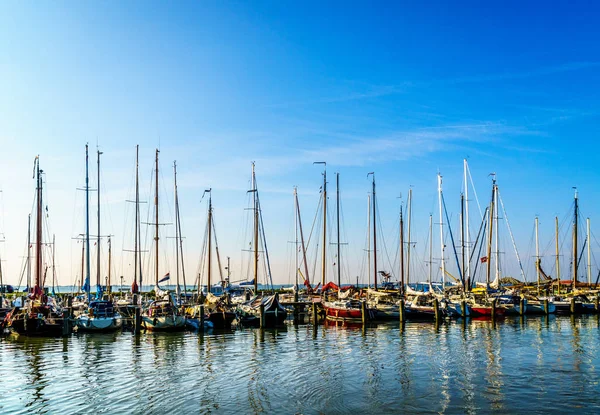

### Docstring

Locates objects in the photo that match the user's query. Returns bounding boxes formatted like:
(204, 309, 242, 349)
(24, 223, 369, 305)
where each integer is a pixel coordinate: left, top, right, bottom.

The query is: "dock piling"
(543, 298, 549, 315)
(200, 305, 205, 332)
(361, 301, 367, 325)
(399, 298, 405, 322)
(312, 303, 318, 326)
(433, 298, 440, 321)
(570, 297, 576, 314)
(491, 298, 497, 320)
(259, 303, 265, 328)
(519, 297, 525, 316)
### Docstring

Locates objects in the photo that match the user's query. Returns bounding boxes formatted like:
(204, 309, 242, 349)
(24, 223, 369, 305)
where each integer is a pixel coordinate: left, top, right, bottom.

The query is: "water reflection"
(2, 316, 600, 414)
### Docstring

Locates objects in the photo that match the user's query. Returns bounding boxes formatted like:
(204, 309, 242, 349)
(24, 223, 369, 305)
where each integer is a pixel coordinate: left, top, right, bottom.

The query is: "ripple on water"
(2, 316, 600, 414)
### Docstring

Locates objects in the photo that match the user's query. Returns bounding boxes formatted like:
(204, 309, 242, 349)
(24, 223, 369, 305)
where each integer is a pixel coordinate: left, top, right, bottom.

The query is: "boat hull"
(207, 311, 237, 329)
(142, 315, 186, 331)
(76, 315, 123, 332)
(470, 306, 506, 317)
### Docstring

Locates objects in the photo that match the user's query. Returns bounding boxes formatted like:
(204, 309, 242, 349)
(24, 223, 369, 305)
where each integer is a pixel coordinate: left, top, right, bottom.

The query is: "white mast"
(294, 187, 299, 289)
(367, 194, 371, 288)
(437, 173, 445, 290)
(406, 188, 412, 286)
(464, 159, 471, 289)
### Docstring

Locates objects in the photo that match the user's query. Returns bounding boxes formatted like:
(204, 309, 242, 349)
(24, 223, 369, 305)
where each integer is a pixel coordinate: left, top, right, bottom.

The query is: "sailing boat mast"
(555, 216, 560, 295)
(369, 172, 377, 290)
(460, 193, 466, 292)
(535, 216, 540, 294)
(314, 162, 327, 286)
(367, 194, 371, 287)
(336, 173, 341, 288)
(587, 217, 592, 285)
(207, 189, 213, 293)
(437, 173, 445, 290)
(134, 145, 140, 292)
(252, 162, 258, 294)
(52, 234, 56, 294)
(406, 188, 412, 288)
(27, 214, 31, 292)
(97, 149, 103, 297)
(295, 188, 310, 288)
(108, 236, 112, 293)
(463, 159, 471, 291)
(428, 214, 433, 291)
(294, 187, 299, 289)
(486, 175, 496, 287)
(84, 146, 91, 302)
(494, 182, 500, 283)
(399, 205, 404, 295)
(174, 161, 180, 297)
(573, 188, 578, 291)
(35, 155, 42, 294)
(155, 149, 159, 288)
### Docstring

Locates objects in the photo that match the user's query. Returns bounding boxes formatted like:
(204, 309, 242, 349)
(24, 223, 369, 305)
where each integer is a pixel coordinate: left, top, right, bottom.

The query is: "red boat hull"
(470, 306, 505, 317)
(323, 303, 374, 321)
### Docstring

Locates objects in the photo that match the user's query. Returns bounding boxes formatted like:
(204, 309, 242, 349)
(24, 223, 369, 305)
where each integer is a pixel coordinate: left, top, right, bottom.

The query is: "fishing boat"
(140, 149, 186, 331)
(75, 145, 123, 332)
(4, 156, 65, 336)
(322, 299, 374, 322)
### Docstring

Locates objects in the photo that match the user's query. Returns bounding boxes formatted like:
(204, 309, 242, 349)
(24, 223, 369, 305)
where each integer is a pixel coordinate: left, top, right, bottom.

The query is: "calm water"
(1, 316, 600, 414)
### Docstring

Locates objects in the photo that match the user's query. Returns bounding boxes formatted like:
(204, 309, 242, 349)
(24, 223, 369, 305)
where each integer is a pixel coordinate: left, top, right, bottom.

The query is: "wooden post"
(570, 297, 576, 314)
(399, 298, 405, 322)
(293, 291, 299, 323)
(595, 296, 599, 313)
(543, 298, 549, 315)
(361, 301, 367, 325)
(133, 293, 141, 333)
(259, 302, 265, 328)
(519, 297, 525, 316)
(433, 298, 440, 321)
(461, 300, 467, 318)
(491, 298, 496, 320)
(200, 305, 205, 332)
(312, 303, 318, 326)
(62, 314, 70, 336)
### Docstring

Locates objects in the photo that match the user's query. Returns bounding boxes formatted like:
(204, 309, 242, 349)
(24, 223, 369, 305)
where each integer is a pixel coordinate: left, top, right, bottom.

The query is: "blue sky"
(0, 2, 599, 289)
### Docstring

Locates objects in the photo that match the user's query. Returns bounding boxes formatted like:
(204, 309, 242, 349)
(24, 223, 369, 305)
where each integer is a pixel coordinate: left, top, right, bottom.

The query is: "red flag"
(480, 256, 488, 263)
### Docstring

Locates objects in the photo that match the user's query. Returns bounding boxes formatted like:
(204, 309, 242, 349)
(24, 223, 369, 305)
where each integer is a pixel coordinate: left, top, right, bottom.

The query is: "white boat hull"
(142, 315, 186, 331)
(76, 315, 123, 331)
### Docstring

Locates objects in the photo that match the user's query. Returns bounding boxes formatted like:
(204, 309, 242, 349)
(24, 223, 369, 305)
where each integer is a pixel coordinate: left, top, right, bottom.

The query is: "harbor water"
(1, 315, 600, 414)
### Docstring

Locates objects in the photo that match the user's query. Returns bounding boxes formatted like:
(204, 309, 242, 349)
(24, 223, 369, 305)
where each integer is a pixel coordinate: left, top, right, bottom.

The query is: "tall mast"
(155, 148, 159, 287)
(108, 236, 112, 293)
(97, 149, 102, 296)
(460, 193, 466, 292)
(51, 234, 56, 294)
(463, 159, 471, 291)
(294, 187, 299, 288)
(399, 205, 404, 295)
(555, 216, 561, 295)
(207, 190, 213, 293)
(174, 161, 180, 296)
(134, 145, 141, 291)
(336, 173, 341, 288)
(486, 176, 495, 287)
(27, 214, 31, 291)
(35, 155, 42, 292)
(80, 234, 84, 293)
(367, 194, 371, 287)
(428, 214, 433, 290)
(252, 163, 258, 293)
(437, 173, 445, 290)
(370, 173, 377, 290)
(587, 217, 592, 285)
(406, 188, 412, 287)
(494, 182, 500, 283)
(295, 189, 310, 288)
(573, 188, 578, 290)
(535, 216, 540, 294)
(313, 162, 327, 286)
(84, 147, 91, 301)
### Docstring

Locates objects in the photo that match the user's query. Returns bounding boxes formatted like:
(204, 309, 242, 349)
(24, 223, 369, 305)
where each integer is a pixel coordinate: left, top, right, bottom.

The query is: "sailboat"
(189, 189, 236, 329)
(324, 171, 375, 322)
(76, 145, 122, 332)
(237, 163, 287, 327)
(141, 149, 186, 331)
(5, 156, 65, 336)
